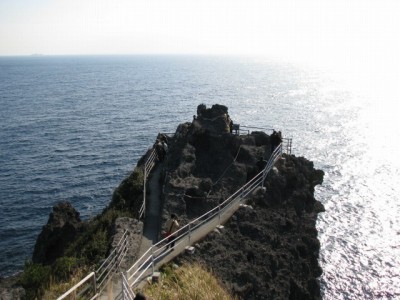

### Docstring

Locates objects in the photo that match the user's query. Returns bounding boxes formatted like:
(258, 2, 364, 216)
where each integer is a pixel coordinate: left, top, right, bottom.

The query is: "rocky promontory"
(159, 104, 324, 299)
(1, 104, 324, 299)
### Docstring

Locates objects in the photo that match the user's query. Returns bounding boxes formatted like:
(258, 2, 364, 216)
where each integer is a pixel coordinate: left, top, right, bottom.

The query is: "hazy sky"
(0, 0, 399, 70)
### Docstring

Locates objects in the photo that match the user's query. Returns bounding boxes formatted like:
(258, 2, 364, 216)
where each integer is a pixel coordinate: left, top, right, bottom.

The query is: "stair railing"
(56, 230, 129, 300)
(95, 230, 130, 292)
(240, 125, 292, 155)
(139, 149, 157, 219)
(124, 143, 284, 293)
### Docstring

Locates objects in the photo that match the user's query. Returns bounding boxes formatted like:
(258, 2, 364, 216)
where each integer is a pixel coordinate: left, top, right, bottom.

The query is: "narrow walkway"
(131, 190, 258, 291)
(100, 163, 163, 299)
(138, 162, 163, 256)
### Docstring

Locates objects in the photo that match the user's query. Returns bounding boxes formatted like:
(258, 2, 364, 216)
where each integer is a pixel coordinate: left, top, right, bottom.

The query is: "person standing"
(165, 214, 179, 250)
(270, 130, 278, 153)
(162, 141, 168, 156)
(155, 140, 164, 161)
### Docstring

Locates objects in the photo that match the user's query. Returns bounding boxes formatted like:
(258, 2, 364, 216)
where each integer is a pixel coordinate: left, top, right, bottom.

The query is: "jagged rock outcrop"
(32, 202, 83, 265)
(176, 155, 324, 300)
(161, 104, 273, 226)
(160, 104, 325, 299)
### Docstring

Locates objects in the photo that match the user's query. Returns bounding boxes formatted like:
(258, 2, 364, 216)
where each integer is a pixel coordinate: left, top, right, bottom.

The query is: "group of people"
(154, 135, 168, 161)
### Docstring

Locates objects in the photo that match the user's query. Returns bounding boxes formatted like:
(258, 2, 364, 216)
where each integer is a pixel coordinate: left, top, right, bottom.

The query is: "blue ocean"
(0, 55, 399, 299)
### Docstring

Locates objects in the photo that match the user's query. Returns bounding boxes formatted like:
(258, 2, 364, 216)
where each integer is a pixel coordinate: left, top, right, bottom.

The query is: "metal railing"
(56, 230, 129, 300)
(95, 230, 130, 292)
(282, 137, 292, 155)
(123, 143, 284, 295)
(57, 272, 98, 300)
(121, 273, 135, 300)
(139, 149, 157, 219)
(240, 125, 293, 155)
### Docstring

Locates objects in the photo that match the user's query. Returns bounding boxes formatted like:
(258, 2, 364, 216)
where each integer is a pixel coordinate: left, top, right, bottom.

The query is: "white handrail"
(124, 143, 284, 292)
(139, 149, 157, 219)
(122, 272, 135, 300)
(96, 230, 129, 290)
(57, 272, 96, 300)
(56, 230, 129, 299)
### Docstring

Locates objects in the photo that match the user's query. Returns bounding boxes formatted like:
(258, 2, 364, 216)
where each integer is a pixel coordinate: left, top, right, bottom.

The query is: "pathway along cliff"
(0, 104, 324, 300)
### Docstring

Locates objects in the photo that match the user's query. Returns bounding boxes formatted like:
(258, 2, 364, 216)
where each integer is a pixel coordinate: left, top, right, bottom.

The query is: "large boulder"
(32, 202, 83, 265)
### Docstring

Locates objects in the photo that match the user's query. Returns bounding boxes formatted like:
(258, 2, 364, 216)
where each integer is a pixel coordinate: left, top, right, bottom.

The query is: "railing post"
(188, 223, 191, 243)
(261, 172, 264, 188)
(218, 204, 221, 224)
(121, 272, 124, 300)
(93, 272, 97, 298)
(151, 246, 155, 274)
(143, 167, 147, 219)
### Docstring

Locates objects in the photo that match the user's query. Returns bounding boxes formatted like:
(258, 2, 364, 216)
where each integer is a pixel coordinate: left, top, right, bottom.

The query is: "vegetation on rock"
(18, 165, 145, 298)
(142, 262, 238, 300)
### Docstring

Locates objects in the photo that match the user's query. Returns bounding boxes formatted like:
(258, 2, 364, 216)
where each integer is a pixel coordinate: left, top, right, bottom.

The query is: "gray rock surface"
(111, 217, 143, 270)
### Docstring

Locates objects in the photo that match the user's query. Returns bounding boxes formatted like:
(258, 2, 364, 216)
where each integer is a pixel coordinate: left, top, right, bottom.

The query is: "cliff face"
(179, 155, 324, 300)
(32, 202, 83, 265)
(161, 104, 325, 299)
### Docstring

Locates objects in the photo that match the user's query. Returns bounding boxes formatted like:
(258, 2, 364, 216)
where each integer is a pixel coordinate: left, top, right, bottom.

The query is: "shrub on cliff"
(52, 257, 83, 282)
(64, 208, 132, 263)
(19, 261, 50, 299)
(111, 166, 144, 213)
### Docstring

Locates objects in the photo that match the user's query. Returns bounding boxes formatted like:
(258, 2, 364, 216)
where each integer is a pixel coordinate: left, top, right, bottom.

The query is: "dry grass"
(141, 262, 238, 300)
(41, 267, 88, 300)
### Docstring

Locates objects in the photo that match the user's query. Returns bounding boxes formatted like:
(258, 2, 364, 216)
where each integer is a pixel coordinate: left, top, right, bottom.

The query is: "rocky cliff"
(2, 104, 324, 299)
(160, 104, 325, 299)
(32, 202, 83, 265)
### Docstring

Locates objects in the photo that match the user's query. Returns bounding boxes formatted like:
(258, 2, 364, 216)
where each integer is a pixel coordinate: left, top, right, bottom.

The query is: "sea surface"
(0, 55, 399, 299)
